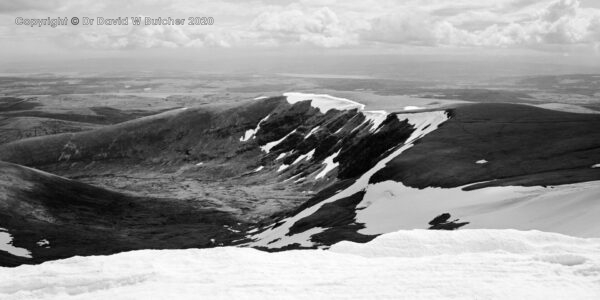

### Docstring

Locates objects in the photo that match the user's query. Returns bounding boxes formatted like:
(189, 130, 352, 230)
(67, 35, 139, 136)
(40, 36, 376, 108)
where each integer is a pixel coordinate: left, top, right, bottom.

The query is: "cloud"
(251, 7, 361, 47)
(363, 12, 437, 46)
(6, 0, 600, 53)
(361, 0, 600, 49)
(544, 0, 578, 22)
(59, 22, 242, 50)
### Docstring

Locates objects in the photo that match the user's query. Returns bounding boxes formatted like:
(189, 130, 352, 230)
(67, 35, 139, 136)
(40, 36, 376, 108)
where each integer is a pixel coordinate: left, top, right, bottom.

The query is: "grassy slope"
(0, 161, 245, 267)
(0, 98, 281, 168)
(371, 103, 600, 188)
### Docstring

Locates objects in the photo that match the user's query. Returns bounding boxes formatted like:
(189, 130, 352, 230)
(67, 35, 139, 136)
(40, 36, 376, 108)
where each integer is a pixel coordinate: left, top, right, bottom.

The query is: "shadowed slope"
(0, 161, 243, 267)
(370, 103, 600, 188)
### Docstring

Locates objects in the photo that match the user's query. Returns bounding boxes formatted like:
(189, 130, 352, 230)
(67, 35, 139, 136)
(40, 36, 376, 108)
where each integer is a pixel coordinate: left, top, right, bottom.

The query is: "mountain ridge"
(1, 93, 599, 265)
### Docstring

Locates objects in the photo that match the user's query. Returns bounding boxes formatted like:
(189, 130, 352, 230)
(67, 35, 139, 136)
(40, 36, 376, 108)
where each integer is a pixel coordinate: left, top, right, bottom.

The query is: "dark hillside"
(371, 103, 600, 188)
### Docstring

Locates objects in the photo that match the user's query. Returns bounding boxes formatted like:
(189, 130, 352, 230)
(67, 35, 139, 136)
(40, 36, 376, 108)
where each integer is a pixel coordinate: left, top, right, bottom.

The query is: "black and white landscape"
(1, 0, 600, 299)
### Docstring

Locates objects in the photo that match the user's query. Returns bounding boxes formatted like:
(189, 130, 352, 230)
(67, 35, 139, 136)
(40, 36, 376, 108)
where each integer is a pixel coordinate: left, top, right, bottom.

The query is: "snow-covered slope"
(243, 100, 600, 250)
(248, 110, 450, 248)
(283, 92, 365, 113)
(1, 229, 598, 300)
(356, 179, 600, 237)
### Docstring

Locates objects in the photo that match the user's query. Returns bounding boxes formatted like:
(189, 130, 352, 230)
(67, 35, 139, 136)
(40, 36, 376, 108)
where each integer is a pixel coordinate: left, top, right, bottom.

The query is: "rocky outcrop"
(427, 213, 469, 230)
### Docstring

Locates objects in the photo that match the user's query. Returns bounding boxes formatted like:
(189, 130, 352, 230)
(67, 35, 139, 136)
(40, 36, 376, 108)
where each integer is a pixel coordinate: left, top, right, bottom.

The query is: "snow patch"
(304, 126, 320, 139)
(315, 150, 340, 180)
(404, 106, 424, 111)
(275, 153, 286, 160)
(292, 149, 315, 165)
(223, 225, 241, 233)
(253, 166, 264, 172)
(0, 228, 31, 258)
(267, 227, 326, 248)
(36, 239, 50, 248)
(253, 96, 268, 100)
(592, 164, 600, 168)
(260, 129, 296, 153)
(283, 174, 302, 183)
(361, 110, 388, 132)
(240, 114, 270, 142)
(195, 162, 204, 166)
(283, 92, 364, 114)
(476, 159, 488, 164)
(240, 131, 254, 142)
(277, 164, 289, 172)
(395, 111, 449, 144)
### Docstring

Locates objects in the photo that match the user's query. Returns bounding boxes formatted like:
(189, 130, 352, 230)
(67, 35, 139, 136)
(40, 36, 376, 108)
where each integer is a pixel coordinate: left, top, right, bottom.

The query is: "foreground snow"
(1, 230, 599, 300)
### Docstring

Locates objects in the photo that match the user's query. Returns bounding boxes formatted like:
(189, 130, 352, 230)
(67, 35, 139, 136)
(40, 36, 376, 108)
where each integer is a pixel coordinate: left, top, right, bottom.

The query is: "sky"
(1, 0, 600, 75)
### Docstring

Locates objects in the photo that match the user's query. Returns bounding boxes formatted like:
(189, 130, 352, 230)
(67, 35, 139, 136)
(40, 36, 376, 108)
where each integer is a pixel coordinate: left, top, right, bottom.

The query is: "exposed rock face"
(427, 213, 469, 230)
(428, 213, 451, 225)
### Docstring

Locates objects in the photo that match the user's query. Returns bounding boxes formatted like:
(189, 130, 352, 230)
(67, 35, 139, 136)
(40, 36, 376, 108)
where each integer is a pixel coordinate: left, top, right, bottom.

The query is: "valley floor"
(1, 229, 599, 300)
(74, 171, 310, 222)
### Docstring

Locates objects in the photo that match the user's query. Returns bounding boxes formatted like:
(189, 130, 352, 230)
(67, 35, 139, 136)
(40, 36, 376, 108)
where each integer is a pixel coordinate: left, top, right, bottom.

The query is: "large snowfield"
(1, 229, 599, 300)
(355, 180, 600, 237)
